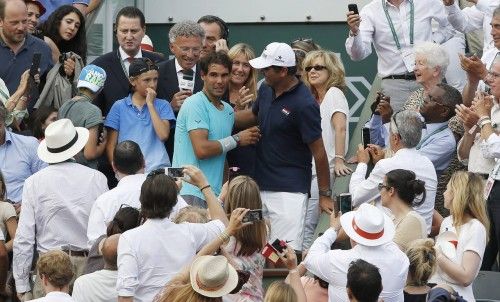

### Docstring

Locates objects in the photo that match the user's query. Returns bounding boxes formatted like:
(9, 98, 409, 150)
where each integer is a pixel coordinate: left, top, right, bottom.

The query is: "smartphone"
(30, 52, 41, 77)
(337, 193, 352, 214)
(348, 3, 359, 15)
(362, 127, 371, 148)
(242, 209, 263, 223)
(271, 239, 287, 254)
(96, 123, 104, 145)
(166, 167, 184, 178)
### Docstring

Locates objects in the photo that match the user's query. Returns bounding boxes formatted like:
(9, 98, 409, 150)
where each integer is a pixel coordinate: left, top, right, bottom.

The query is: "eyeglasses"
(291, 38, 314, 45)
(487, 71, 500, 80)
(378, 183, 391, 191)
(293, 49, 307, 60)
(176, 45, 202, 54)
(391, 110, 401, 134)
(305, 65, 327, 72)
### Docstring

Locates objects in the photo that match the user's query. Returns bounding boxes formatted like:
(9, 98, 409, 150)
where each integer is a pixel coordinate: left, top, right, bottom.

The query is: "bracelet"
(480, 119, 492, 128)
(218, 136, 238, 153)
(218, 231, 230, 243)
(289, 269, 299, 274)
(477, 116, 491, 125)
(200, 184, 211, 192)
(334, 155, 346, 162)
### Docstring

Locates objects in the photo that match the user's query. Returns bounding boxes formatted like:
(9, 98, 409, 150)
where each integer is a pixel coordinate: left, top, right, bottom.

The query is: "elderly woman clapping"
(403, 42, 450, 111)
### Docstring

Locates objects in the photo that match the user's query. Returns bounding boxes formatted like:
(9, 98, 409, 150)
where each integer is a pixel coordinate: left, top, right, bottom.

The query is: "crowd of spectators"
(0, 0, 499, 301)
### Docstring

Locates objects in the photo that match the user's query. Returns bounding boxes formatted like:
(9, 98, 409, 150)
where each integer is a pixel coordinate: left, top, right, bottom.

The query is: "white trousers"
(261, 191, 308, 251)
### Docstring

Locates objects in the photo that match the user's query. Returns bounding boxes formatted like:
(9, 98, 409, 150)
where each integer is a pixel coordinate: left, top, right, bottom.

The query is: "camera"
(58, 52, 71, 64)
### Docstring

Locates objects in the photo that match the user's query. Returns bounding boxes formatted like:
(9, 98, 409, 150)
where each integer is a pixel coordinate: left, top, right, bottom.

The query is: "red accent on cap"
(141, 44, 154, 52)
(352, 218, 384, 240)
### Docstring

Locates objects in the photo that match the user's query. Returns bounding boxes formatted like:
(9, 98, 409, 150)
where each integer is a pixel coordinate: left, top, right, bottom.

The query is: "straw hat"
(190, 255, 238, 298)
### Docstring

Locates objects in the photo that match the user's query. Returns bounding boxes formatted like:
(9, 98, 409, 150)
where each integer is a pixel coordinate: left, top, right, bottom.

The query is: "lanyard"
(382, 0, 414, 51)
(416, 124, 448, 150)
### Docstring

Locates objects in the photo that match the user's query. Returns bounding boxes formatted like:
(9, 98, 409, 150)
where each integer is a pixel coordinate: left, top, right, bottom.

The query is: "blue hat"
(77, 65, 106, 93)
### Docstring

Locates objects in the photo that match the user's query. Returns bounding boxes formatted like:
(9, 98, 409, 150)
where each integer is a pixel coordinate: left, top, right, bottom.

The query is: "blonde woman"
(227, 44, 258, 177)
(222, 176, 267, 302)
(404, 239, 437, 301)
(430, 171, 489, 301)
(302, 50, 350, 249)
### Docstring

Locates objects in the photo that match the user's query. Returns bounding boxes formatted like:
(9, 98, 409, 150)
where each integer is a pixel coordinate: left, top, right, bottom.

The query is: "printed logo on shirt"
(195, 119, 201, 123)
(281, 108, 290, 116)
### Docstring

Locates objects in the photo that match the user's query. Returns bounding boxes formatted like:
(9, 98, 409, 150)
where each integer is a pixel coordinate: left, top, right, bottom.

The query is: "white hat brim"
(340, 209, 395, 247)
(37, 127, 89, 164)
(190, 255, 239, 298)
(249, 57, 272, 69)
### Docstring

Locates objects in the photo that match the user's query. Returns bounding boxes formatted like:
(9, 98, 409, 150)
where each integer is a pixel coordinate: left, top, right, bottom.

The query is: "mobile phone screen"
(166, 167, 184, 178)
(362, 127, 371, 148)
(348, 3, 359, 15)
(242, 209, 263, 223)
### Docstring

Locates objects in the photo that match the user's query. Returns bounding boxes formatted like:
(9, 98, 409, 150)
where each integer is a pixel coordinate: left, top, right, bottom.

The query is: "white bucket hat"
(190, 255, 238, 298)
(249, 42, 296, 69)
(340, 203, 395, 246)
(37, 119, 89, 164)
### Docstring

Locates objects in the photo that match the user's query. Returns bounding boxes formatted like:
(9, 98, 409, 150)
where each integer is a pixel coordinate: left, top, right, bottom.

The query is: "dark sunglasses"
(304, 65, 327, 72)
(377, 183, 391, 191)
(292, 37, 314, 45)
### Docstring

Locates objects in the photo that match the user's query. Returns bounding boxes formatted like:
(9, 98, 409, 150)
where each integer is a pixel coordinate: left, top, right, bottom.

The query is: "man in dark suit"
(92, 6, 163, 116)
(157, 20, 205, 159)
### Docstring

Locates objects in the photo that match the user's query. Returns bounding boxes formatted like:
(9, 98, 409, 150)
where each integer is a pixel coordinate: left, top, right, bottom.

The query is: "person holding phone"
(301, 50, 351, 250)
(220, 175, 267, 302)
(345, 0, 454, 111)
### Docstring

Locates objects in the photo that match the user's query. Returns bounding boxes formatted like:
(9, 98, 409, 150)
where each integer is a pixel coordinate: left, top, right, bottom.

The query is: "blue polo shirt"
(104, 94, 176, 172)
(0, 34, 52, 96)
(173, 91, 234, 200)
(252, 82, 321, 193)
(0, 131, 47, 202)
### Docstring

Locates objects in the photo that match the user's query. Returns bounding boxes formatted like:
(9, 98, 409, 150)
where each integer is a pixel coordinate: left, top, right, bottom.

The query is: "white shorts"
(261, 191, 308, 251)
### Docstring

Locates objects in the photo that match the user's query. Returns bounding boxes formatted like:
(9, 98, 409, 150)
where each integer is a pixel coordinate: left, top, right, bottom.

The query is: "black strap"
(47, 132, 78, 153)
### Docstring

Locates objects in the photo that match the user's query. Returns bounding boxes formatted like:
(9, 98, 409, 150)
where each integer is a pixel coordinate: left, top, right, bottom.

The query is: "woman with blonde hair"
(227, 43, 258, 177)
(430, 171, 489, 302)
(404, 239, 437, 301)
(222, 175, 267, 301)
(302, 50, 351, 250)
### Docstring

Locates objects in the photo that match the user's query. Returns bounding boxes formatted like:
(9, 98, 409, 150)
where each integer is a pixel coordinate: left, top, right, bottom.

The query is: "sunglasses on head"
(304, 65, 327, 72)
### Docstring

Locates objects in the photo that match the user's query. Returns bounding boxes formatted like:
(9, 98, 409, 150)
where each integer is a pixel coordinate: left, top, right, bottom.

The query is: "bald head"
(102, 234, 119, 270)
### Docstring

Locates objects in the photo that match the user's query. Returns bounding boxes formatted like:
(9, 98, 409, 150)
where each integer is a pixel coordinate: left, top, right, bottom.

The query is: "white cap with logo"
(249, 42, 296, 69)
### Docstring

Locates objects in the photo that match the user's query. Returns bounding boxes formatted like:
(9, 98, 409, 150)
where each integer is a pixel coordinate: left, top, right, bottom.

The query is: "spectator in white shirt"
(85, 206, 140, 275)
(346, 259, 383, 302)
(87, 140, 187, 248)
(443, 0, 499, 53)
(117, 165, 229, 302)
(350, 110, 437, 234)
(303, 203, 409, 302)
(461, 6, 500, 106)
(73, 234, 120, 302)
(346, 0, 454, 111)
(13, 119, 109, 300)
(29, 250, 75, 302)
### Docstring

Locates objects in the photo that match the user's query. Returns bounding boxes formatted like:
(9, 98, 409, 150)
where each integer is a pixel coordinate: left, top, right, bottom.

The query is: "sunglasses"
(377, 183, 391, 191)
(305, 65, 327, 72)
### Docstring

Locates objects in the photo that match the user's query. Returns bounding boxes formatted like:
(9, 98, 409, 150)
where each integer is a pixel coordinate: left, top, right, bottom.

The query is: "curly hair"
(41, 5, 87, 62)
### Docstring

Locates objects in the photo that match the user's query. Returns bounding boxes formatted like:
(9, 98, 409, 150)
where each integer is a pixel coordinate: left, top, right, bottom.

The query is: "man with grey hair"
(157, 20, 205, 112)
(349, 110, 437, 234)
(157, 20, 205, 159)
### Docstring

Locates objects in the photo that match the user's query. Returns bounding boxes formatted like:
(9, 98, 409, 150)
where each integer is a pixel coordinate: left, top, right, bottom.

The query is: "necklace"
(202, 90, 223, 110)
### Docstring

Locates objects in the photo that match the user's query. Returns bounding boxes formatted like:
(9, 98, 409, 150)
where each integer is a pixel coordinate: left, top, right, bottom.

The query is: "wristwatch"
(232, 134, 241, 145)
(319, 189, 332, 197)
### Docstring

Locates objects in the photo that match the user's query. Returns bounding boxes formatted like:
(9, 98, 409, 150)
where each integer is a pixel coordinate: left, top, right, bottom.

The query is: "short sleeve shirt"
(58, 99, 103, 169)
(104, 95, 176, 171)
(252, 82, 321, 193)
(173, 91, 234, 199)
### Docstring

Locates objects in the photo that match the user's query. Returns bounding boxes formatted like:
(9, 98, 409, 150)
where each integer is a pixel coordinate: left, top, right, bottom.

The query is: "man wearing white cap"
(303, 204, 409, 302)
(13, 119, 108, 300)
(236, 42, 332, 251)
